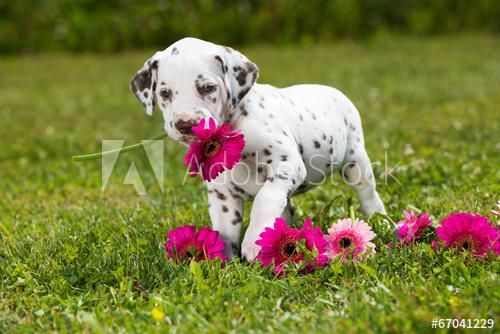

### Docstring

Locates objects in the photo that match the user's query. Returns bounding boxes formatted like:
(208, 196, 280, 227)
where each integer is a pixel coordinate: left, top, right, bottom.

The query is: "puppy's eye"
(159, 89, 172, 99)
(201, 83, 216, 94)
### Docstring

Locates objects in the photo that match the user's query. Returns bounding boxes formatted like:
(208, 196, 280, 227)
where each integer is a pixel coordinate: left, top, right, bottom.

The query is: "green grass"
(0, 34, 499, 333)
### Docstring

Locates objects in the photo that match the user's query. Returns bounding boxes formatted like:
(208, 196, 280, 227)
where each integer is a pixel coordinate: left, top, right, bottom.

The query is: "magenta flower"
(256, 218, 327, 274)
(326, 218, 376, 262)
(196, 226, 227, 260)
(165, 225, 227, 262)
(436, 212, 499, 258)
(184, 118, 245, 181)
(300, 219, 329, 270)
(396, 210, 432, 243)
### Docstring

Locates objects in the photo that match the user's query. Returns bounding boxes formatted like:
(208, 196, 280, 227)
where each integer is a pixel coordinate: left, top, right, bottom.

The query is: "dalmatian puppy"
(130, 37, 385, 261)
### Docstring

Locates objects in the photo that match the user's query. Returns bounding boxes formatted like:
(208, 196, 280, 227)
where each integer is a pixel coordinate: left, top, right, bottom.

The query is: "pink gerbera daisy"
(436, 212, 499, 258)
(256, 218, 303, 274)
(396, 210, 432, 243)
(326, 218, 376, 262)
(256, 218, 327, 274)
(184, 118, 245, 181)
(165, 225, 227, 262)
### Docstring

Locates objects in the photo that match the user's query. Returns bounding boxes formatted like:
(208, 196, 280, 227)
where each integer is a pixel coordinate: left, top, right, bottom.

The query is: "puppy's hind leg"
(341, 148, 386, 216)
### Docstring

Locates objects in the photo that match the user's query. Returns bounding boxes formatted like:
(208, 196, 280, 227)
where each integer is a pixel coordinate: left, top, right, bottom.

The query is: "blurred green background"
(1, 0, 499, 53)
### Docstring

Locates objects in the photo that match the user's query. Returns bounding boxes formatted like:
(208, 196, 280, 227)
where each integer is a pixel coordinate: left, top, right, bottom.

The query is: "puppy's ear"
(130, 53, 161, 116)
(215, 46, 259, 110)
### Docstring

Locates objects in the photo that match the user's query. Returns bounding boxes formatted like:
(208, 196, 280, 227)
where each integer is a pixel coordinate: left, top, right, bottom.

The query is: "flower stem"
(349, 205, 356, 221)
(312, 194, 345, 224)
(72, 133, 168, 161)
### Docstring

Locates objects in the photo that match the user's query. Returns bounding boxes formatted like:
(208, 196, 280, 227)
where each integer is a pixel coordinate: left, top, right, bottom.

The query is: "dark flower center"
(204, 139, 222, 157)
(339, 237, 352, 249)
(280, 240, 297, 258)
(186, 246, 199, 257)
(456, 237, 475, 251)
(177, 245, 200, 260)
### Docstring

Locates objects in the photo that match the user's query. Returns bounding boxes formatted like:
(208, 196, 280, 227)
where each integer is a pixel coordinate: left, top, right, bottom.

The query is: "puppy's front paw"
(241, 233, 261, 262)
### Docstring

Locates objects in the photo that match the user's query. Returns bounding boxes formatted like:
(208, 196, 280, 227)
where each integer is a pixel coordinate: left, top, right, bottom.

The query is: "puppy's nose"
(175, 119, 197, 135)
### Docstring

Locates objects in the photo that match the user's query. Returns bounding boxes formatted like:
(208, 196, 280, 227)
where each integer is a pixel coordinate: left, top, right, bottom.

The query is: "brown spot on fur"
(230, 182, 246, 194)
(131, 60, 158, 95)
(214, 189, 227, 201)
(237, 87, 249, 101)
(233, 66, 247, 86)
(214, 55, 225, 73)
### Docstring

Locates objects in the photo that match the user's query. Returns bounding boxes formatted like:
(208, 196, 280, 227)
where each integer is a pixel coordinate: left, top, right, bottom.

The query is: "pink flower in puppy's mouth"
(184, 118, 245, 182)
(436, 212, 499, 258)
(164, 225, 227, 262)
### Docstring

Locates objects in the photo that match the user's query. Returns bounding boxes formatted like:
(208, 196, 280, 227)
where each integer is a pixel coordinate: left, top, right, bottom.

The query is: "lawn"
(0, 34, 499, 333)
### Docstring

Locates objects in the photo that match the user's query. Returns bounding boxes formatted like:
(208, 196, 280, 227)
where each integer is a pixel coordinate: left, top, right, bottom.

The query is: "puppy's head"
(130, 38, 259, 145)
